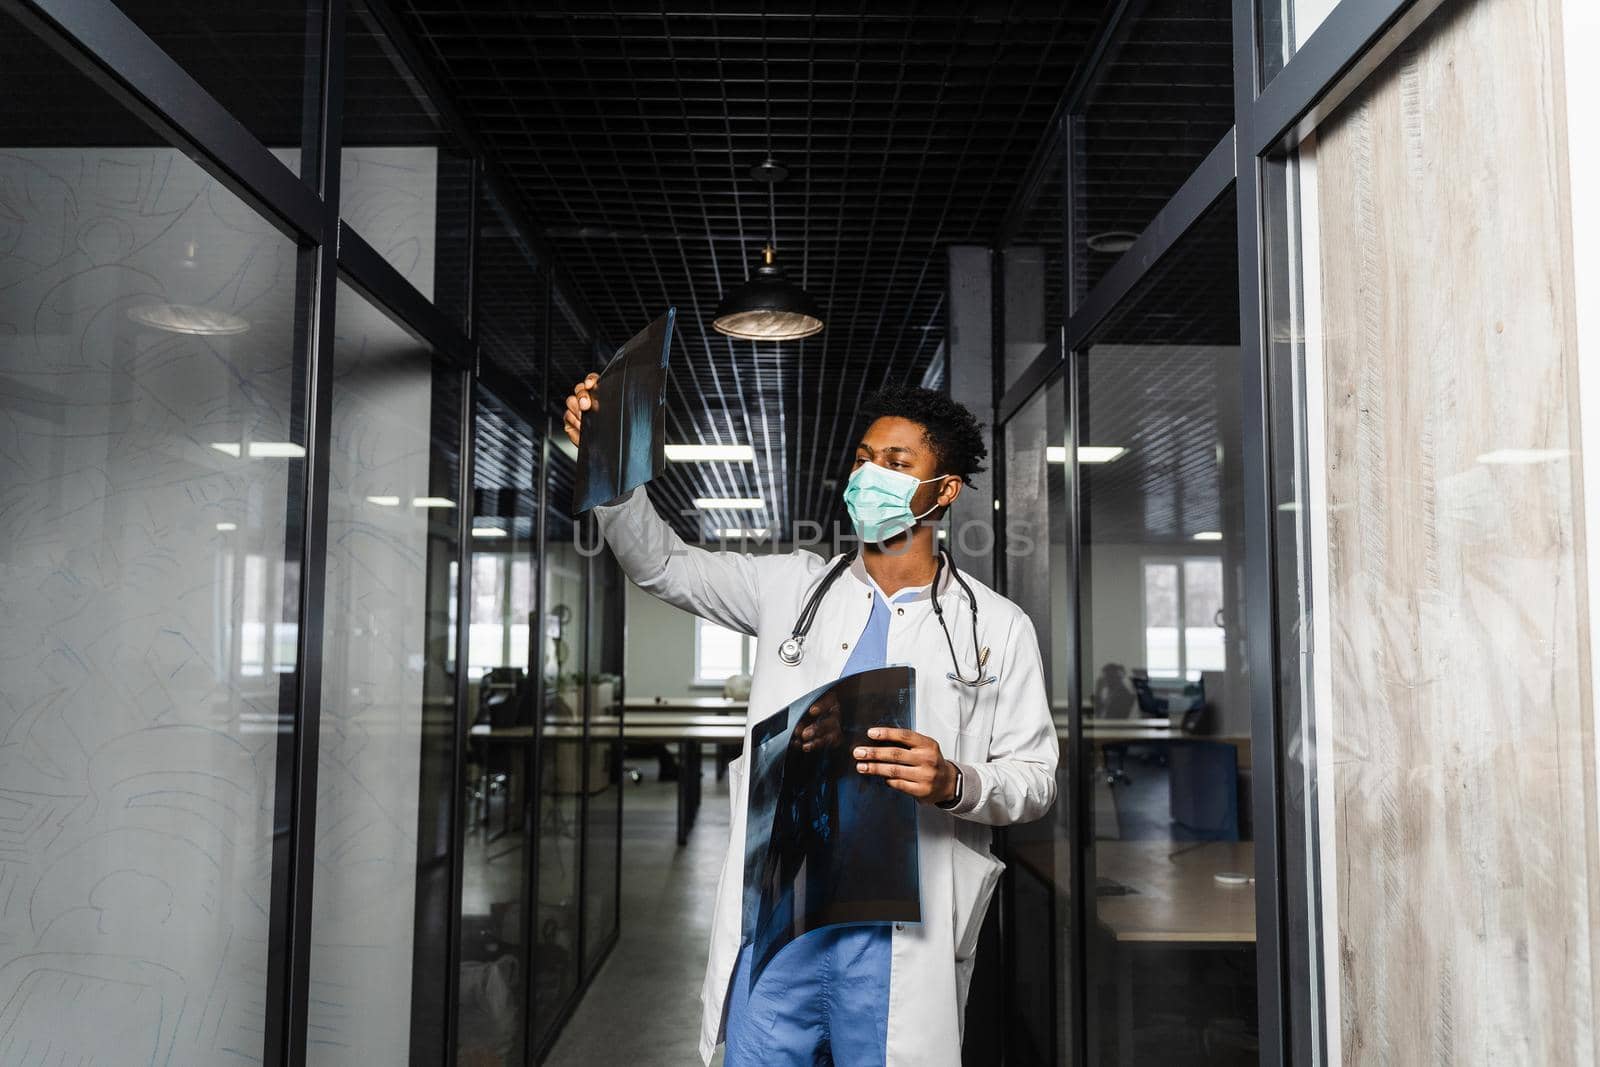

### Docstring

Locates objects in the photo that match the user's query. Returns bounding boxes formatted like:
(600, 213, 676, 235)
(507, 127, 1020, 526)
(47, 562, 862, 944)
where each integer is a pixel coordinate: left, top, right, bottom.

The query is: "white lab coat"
(594, 489, 1057, 1066)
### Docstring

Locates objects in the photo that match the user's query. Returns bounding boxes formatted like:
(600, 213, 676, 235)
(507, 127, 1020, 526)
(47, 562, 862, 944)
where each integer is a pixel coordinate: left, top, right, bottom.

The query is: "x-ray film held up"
(573, 308, 675, 514)
(742, 665, 921, 984)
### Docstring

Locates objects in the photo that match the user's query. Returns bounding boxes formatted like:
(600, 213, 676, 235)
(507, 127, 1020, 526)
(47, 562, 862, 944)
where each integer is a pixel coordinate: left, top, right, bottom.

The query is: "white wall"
(623, 581, 707, 699)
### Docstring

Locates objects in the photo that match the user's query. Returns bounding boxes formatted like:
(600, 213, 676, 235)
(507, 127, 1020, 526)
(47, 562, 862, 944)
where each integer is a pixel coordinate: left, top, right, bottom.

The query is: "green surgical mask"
(843, 461, 949, 543)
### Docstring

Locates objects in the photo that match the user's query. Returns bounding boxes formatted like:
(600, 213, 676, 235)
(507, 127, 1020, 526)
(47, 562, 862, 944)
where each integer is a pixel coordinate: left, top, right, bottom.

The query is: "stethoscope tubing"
(778, 547, 991, 686)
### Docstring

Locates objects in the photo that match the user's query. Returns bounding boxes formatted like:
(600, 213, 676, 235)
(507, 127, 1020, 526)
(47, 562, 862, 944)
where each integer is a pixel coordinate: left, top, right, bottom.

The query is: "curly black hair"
(860, 385, 988, 486)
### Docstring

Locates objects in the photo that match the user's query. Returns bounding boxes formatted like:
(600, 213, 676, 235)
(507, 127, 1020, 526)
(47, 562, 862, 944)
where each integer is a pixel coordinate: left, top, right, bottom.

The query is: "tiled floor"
(543, 772, 732, 1067)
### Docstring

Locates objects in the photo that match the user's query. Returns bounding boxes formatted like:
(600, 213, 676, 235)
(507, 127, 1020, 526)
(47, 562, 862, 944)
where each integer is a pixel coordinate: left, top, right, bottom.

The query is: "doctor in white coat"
(564, 377, 1057, 1066)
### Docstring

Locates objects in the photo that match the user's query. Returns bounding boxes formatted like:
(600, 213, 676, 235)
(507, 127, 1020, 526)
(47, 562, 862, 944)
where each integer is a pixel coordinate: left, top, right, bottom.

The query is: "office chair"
(1131, 674, 1171, 717)
(1167, 740, 1240, 841)
(471, 667, 527, 837)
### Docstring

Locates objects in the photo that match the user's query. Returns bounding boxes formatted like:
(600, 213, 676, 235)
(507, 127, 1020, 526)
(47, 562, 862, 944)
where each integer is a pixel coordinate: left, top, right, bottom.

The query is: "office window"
(1142, 557, 1225, 681)
(694, 618, 755, 685)
(466, 553, 534, 679)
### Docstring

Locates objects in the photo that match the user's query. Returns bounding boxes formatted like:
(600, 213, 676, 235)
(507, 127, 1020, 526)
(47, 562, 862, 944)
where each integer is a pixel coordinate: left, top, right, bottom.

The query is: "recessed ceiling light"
(1047, 445, 1127, 464)
(215, 522, 237, 532)
(1477, 448, 1569, 465)
(694, 497, 764, 510)
(1193, 531, 1223, 541)
(1086, 231, 1139, 254)
(472, 527, 508, 538)
(127, 302, 250, 336)
(366, 495, 400, 506)
(210, 442, 242, 457)
(247, 442, 305, 458)
(412, 496, 457, 508)
(667, 444, 756, 462)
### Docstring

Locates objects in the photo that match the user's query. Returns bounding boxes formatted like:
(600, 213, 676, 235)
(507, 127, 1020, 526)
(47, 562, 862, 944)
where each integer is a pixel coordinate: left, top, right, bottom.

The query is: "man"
(564, 377, 1056, 1066)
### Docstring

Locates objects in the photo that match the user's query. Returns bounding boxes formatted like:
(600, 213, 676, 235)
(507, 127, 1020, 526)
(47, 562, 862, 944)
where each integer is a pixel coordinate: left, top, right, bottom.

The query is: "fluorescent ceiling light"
(694, 497, 765, 510)
(366, 495, 400, 506)
(210, 442, 242, 457)
(666, 444, 755, 462)
(718, 527, 765, 538)
(1477, 448, 1569, 465)
(472, 527, 508, 539)
(412, 496, 457, 508)
(248, 442, 304, 458)
(1047, 445, 1127, 464)
(1193, 531, 1223, 541)
(215, 522, 237, 532)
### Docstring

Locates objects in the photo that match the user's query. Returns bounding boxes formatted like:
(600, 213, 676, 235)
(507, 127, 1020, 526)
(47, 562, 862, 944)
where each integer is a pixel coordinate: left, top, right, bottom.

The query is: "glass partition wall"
(457, 391, 540, 1066)
(989, 0, 1484, 1064)
(4, 0, 1528, 1062)
(0, 2, 621, 1063)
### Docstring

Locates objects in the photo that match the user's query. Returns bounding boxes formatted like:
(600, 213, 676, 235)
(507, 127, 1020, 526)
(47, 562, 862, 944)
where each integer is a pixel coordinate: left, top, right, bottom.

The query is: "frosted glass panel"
(305, 284, 456, 1063)
(0, 21, 307, 1059)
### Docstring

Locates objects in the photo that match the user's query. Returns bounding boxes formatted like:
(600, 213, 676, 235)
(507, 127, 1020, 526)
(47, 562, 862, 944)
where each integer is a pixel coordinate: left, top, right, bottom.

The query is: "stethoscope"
(776, 547, 996, 687)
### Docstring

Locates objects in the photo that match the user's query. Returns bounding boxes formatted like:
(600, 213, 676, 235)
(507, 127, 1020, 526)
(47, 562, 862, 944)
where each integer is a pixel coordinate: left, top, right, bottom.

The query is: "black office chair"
(1131, 674, 1171, 717)
(471, 667, 526, 836)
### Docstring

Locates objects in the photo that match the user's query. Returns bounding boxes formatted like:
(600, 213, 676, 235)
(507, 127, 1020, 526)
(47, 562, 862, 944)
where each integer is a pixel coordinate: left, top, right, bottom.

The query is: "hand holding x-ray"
(569, 308, 675, 513)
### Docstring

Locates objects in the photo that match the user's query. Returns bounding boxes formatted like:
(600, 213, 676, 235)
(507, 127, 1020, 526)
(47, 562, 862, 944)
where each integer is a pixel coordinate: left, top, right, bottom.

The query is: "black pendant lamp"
(712, 156, 824, 341)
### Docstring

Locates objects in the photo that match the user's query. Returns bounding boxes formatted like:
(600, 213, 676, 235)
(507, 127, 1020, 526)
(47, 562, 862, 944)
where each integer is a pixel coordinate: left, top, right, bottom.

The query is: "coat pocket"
(951, 836, 1005, 961)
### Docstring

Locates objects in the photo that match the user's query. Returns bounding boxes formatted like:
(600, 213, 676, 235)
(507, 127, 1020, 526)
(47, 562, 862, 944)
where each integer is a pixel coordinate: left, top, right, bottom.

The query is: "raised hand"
(563, 372, 600, 446)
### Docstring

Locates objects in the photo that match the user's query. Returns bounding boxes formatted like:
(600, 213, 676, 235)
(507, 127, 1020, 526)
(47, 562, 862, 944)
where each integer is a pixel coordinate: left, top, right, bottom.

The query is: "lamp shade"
(712, 247, 824, 341)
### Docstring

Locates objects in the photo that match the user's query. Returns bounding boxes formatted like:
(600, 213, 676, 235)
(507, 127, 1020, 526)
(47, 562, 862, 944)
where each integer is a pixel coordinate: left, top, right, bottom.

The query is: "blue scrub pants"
(726, 583, 916, 1065)
(723, 926, 891, 1066)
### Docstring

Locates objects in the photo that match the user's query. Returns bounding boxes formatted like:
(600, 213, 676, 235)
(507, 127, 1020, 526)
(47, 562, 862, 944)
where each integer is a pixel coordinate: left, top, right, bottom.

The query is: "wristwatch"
(935, 763, 964, 810)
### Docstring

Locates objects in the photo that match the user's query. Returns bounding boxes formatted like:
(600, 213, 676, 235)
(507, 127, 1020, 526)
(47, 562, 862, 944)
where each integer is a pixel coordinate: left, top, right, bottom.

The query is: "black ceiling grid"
(1073, 0, 1233, 300)
(393, 1, 1111, 538)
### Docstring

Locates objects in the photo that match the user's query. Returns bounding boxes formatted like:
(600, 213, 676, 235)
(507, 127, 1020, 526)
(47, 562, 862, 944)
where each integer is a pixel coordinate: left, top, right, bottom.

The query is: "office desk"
(1100, 841, 1255, 1064)
(1063, 721, 1254, 771)
(1010, 839, 1255, 1064)
(1094, 841, 1256, 944)
(623, 696, 746, 713)
(470, 716, 747, 845)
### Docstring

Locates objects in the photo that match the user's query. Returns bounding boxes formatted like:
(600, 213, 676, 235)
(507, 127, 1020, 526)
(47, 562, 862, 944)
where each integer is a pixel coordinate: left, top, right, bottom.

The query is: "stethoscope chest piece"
(778, 636, 804, 665)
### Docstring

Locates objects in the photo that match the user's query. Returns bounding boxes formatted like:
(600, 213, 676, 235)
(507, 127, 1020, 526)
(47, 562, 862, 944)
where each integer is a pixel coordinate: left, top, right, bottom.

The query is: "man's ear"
(938, 476, 963, 508)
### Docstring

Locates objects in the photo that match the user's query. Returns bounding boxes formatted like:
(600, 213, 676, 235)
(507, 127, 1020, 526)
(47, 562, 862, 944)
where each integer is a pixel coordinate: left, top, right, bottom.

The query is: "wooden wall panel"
(1314, 0, 1600, 1061)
